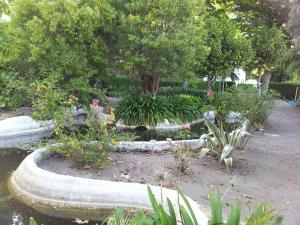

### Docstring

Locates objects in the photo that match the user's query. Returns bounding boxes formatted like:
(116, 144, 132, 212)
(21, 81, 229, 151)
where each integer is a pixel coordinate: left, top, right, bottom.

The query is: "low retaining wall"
(0, 116, 54, 148)
(114, 138, 205, 152)
(10, 147, 208, 223)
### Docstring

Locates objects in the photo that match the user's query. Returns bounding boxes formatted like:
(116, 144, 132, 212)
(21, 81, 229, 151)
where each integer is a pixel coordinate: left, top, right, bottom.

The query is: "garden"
(0, 0, 300, 225)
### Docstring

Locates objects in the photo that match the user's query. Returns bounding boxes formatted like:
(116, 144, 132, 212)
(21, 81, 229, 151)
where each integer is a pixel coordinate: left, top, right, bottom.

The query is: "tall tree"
(115, 0, 208, 96)
(198, 15, 253, 91)
(1, 0, 115, 92)
(250, 25, 288, 94)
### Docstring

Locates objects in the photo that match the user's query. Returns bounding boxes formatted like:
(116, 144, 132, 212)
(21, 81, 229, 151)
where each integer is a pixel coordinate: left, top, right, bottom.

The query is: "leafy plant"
(30, 188, 284, 225)
(0, 71, 32, 109)
(167, 139, 194, 174)
(29, 217, 37, 225)
(31, 79, 66, 120)
(116, 95, 203, 126)
(50, 99, 136, 168)
(208, 189, 283, 225)
(200, 119, 249, 172)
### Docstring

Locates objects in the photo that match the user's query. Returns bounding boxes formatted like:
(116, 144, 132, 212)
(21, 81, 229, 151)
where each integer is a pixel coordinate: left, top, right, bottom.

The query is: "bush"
(31, 79, 66, 120)
(0, 71, 32, 109)
(210, 86, 277, 129)
(50, 100, 136, 167)
(269, 82, 300, 99)
(158, 87, 206, 98)
(116, 95, 204, 126)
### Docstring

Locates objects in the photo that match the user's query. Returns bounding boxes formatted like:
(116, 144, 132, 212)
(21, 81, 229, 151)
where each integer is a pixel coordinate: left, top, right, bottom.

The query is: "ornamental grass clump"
(116, 94, 203, 126)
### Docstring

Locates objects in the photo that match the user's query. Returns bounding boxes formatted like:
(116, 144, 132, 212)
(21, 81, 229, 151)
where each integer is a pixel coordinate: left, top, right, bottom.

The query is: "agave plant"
(200, 119, 249, 172)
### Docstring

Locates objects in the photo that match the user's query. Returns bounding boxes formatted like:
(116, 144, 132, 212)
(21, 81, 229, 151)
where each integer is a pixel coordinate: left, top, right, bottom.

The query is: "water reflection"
(0, 149, 97, 225)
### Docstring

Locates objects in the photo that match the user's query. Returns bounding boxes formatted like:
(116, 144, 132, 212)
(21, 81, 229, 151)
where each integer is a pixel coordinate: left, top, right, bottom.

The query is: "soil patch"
(40, 101, 300, 224)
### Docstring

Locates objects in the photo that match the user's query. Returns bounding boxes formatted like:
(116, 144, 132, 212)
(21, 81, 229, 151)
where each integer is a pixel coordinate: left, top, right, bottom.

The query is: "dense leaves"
(116, 95, 203, 126)
(198, 15, 253, 90)
(115, 0, 208, 95)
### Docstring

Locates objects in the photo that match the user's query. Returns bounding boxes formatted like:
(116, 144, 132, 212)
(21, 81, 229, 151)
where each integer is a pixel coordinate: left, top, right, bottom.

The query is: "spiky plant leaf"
(224, 157, 233, 173)
(200, 147, 211, 159)
(208, 188, 223, 225)
(221, 145, 234, 161)
(225, 202, 241, 225)
(177, 188, 199, 225)
(30, 217, 38, 225)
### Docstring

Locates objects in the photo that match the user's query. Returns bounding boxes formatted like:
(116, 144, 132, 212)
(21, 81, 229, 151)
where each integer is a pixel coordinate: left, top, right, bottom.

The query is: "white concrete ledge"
(114, 119, 249, 152)
(10, 147, 208, 223)
(114, 138, 205, 152)
(0, 116, 54, 148)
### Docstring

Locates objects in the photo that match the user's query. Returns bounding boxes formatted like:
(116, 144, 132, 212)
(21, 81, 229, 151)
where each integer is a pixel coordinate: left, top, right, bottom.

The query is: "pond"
(0, 148, 99, 225)
(120, 122, 208, 141)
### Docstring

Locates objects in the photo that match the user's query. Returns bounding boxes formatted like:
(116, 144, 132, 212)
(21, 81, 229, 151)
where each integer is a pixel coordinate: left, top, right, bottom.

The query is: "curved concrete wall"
(10, 148, 208, 223)
(0, 116, 54, 148)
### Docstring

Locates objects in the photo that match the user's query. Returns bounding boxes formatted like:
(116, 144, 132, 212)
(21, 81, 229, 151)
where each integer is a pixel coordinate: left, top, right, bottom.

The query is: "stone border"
(0, 123, 54, 148)
(10, 147, 208, 223)
(114, 120, 249, 152)
(114, 138, 206, 152)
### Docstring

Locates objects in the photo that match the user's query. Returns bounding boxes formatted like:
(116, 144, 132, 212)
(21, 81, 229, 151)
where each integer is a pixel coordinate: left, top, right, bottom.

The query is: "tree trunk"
(263, 70, 272, 94)
(152, 74, 160, 97)
(257, 65, 263, 97)
(207, 75, 213, 92)
(140, 73, 151, 94)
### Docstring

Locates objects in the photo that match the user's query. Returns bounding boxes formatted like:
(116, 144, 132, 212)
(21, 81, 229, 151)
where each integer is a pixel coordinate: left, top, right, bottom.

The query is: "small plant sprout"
(168, 139, 193, 174)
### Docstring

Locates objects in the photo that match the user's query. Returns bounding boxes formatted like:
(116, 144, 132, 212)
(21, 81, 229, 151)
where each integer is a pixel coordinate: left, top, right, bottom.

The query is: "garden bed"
(10, 147, 208, 223)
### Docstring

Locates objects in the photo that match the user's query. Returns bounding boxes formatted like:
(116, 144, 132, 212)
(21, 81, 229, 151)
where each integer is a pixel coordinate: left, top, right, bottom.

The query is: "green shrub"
(51, 104, 136, 168)
(116, 95, 173, 127)
(158, 87, 206, 98)
(116, 95, 204, 126)
(0, 71, 32, 109)
(31, 79, 66, 120)
(269, 82, 300, 99)
(210, 86, 277, 129)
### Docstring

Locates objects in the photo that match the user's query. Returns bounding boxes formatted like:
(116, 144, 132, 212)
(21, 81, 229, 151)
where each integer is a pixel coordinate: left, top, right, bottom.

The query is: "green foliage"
(198, 15, 253, 89)
(31, 79, 66, 120)
(116, 0, 208, 95)
(208, 188, 283, 225)
(103, 187, 284, 225)
(29, 217, 37, 225)
(250, 25, 288, 71)
(158, 87, 206, 98)
(269, 82, 300, 100)
(116, 95, 203, 126)
(200, 119, 249, 172)
(1, 0, 114, 100)
(50, 104, 136, 168)
(0, 71, 32, 109)
(210, 86, 277, 129)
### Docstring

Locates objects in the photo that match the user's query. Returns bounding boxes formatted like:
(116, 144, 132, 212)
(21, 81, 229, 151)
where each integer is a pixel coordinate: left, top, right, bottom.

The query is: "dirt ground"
(40, 101, 300, 225)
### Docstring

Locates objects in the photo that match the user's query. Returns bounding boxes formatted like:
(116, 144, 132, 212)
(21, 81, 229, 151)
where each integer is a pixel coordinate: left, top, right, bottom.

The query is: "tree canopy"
(115, 0, 208, 95)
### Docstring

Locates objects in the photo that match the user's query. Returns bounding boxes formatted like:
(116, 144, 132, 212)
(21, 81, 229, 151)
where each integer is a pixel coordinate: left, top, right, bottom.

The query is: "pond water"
(0, 148, 99, 225)
(121, 122, 208, 141)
